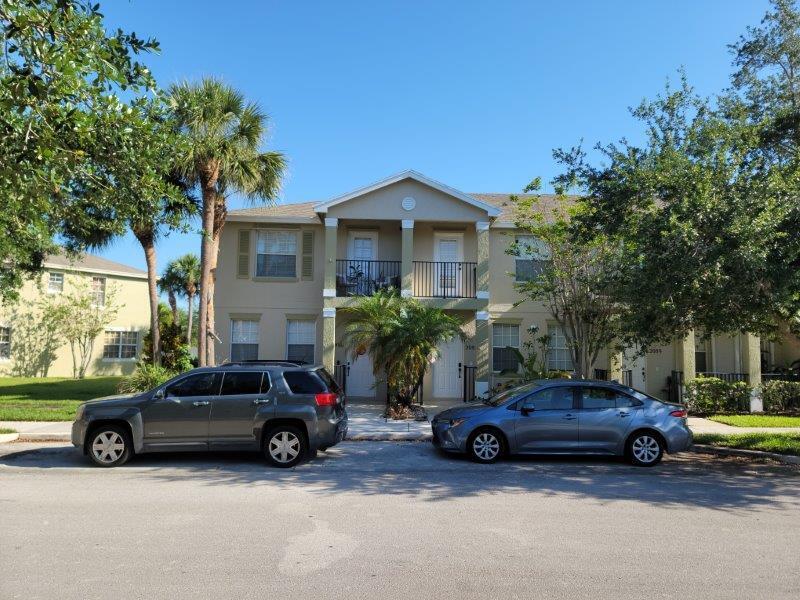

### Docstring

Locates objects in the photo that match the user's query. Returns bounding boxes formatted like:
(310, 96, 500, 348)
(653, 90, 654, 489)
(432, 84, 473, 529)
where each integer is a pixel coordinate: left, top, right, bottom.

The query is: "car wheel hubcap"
(473, 433, 500, 460)
(269, 431, 300, 463)
(632, 435, 660, 463)
(92, 431, 125, 464)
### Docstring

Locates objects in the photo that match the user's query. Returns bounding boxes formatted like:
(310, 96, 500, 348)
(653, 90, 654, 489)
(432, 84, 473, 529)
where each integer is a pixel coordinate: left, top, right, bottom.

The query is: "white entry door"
(433, 336, 463, 398)
(433, 234, 464, 297)
(347, 353, 375, 398)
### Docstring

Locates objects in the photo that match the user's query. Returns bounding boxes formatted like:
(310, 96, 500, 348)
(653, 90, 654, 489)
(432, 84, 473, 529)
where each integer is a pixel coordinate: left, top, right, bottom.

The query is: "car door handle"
(618, 412, 631, 417)
(252, 398, 271, 405)
(192, 401, 209, 407)
(562, 414, 577, 420)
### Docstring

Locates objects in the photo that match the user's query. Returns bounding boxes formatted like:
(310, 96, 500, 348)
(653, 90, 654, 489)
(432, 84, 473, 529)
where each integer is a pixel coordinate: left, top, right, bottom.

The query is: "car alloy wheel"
(267, 430, 302, 466)
(472, 432, 501, 462)
(88, 427, 131, 467)
(631, 434, 661, 465)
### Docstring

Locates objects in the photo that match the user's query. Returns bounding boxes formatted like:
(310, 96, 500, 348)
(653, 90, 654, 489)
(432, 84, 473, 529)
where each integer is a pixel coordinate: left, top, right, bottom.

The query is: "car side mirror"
(520, 405, 534, 416)
(153, 389, 164, 400)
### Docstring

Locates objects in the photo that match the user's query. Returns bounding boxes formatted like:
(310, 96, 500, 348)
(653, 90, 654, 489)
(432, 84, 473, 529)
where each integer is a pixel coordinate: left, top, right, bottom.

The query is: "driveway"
(1, 442, 799, 600)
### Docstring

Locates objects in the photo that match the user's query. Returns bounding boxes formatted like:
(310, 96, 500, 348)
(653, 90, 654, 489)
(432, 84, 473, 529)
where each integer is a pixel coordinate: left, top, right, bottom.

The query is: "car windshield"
(484, 382, 541, 406)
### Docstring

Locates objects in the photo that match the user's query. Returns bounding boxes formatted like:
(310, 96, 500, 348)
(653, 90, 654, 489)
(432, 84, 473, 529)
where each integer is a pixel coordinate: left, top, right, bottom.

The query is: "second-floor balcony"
(335, 258, 478, 298)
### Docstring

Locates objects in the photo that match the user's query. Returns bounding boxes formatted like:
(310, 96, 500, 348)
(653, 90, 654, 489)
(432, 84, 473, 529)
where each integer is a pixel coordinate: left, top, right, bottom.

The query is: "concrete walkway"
(3, 412, 798, 444)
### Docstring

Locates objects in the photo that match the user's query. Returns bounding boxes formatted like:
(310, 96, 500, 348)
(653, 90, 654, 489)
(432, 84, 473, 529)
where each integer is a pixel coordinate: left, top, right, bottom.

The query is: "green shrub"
(762, 380, 800, 413)
(684, 376, 751, 414)
(117, 363, 176, 394)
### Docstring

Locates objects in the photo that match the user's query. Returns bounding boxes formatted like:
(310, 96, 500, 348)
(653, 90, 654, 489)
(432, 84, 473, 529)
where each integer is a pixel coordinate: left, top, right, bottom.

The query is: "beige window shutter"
(237, 230, 251, 278)
(301, 230, 314, 279)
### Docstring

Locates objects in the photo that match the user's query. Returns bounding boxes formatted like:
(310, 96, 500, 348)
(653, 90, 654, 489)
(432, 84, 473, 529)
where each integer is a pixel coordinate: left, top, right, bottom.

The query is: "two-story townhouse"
(215, 170, 800, 405)
(0, 251, 150, 377)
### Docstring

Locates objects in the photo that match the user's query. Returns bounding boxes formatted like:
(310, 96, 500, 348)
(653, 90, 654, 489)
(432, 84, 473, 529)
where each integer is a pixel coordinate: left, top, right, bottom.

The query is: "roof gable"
(313, 170, 501, 217)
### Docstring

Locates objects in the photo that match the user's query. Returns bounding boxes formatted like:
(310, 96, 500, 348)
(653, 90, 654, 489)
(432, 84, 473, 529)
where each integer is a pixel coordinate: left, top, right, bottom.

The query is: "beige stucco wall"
(0, 269, 149, 378)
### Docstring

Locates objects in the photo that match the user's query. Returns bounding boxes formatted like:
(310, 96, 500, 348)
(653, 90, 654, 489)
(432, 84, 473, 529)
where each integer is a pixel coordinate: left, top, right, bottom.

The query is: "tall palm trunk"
(186, 292, 194, 345)
(197, 164, 219, 366)
(204, 197, 227, 365)
(133, 226, 160, 366)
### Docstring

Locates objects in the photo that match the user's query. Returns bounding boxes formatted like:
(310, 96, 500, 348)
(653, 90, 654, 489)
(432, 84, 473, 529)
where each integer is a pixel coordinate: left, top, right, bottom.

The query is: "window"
(165, 372, 222, 398)
(547, 324, 574, 371)
(522, 386, 574, 411)
(256, 230, 297, 277)
(102, 330, 138, 359)
(492, 323, 520, 373)
(231, 320, 259, 361)
(0, 326, 10, 359)
(580, 387, 642, 409)
(283, 370, 328, 394)
(220, 371, 264, 396)
(695, 336, 709, 373)
(91, 276, 106, 306)
(287, 319, 315, 364)
(514, 235, 549, 282)
(48, 272, 64, 293)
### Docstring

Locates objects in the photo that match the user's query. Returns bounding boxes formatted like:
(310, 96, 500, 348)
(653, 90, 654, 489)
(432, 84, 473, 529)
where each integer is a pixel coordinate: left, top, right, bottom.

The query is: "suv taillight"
(669, 409, 688, 418)
(315, 392, 339, 406)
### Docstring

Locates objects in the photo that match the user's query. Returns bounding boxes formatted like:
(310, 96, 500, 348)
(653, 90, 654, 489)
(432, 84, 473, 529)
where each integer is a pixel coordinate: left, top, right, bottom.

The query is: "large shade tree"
(169, 78, 286, 366)
(0, 0, 164, 300)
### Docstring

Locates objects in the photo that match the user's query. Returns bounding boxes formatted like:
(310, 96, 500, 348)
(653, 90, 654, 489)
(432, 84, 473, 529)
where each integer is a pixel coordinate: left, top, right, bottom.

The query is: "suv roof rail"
(219, 360, 308, 368)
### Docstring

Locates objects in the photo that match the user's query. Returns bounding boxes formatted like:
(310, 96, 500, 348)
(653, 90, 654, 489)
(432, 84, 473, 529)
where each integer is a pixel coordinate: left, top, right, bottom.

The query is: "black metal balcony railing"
(413, 261, 477, 298)
(336, 259, 401, 296)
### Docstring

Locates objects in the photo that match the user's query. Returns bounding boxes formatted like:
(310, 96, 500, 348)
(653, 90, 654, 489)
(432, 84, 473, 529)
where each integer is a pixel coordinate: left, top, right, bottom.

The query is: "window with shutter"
(237, 230, 251, 278)
(301, 230, 314, 279)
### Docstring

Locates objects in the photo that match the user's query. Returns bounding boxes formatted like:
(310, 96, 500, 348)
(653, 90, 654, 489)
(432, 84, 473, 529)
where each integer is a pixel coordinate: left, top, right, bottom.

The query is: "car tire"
(627, 432, 664, 467)
(86, 425, 132, 468)
(263, 425, 307, 468)
(467, 428, 505, 464)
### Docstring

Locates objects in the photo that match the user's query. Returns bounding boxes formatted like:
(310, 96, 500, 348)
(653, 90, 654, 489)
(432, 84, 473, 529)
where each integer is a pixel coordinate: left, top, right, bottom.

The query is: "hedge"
(762, 380, 800, 412)
(684, 376, 751, 414)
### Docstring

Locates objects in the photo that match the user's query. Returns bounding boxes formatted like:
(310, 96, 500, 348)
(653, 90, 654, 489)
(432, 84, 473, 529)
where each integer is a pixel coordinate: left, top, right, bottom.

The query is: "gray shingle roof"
(44, 250, 147, 278)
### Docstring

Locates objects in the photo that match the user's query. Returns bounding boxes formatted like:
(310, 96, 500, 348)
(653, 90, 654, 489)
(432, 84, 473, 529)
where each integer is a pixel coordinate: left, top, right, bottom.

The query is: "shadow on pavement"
(2, 441, 798, 511)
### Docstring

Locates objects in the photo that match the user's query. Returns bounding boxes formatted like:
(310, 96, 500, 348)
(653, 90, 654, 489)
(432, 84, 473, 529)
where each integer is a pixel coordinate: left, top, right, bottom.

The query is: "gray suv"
(72, 362, 348, 468)
(432, 379, 692, 466)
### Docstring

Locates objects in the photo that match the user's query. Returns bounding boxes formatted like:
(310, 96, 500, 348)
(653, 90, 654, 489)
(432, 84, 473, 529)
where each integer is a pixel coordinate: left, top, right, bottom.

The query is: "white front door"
(433, 234, 464, 297)
(433, 336, 463, 398)
(347, 353, 375, 398)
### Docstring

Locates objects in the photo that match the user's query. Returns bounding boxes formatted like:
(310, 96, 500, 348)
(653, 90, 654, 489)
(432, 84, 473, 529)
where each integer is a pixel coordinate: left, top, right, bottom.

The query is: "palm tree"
(163, 254, 200, 344)
(342, 291, 464, 409)
(158, 263, 183, 326)
(169, 78, 286, 366)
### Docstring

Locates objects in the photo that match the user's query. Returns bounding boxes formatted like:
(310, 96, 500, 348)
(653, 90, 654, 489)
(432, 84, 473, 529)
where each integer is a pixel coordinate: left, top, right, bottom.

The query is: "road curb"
(17, 433, 71, 443)
(691, 444, 800, 465)
(346, 432, 431, 442)
(0, 432, 19, 444)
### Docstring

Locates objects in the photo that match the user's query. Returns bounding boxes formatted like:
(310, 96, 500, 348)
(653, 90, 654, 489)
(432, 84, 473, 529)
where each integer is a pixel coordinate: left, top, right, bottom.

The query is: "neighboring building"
(214, 170, 800, 403)
(0, 251, 149, 377)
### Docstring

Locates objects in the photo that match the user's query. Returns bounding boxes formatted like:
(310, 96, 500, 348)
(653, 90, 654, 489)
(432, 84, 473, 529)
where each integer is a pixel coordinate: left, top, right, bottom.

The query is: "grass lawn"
(0, 377, 123, 421)
(0, 427, 16, 434)
(693, 433, 800, 456)
(708, 414, 800, 428)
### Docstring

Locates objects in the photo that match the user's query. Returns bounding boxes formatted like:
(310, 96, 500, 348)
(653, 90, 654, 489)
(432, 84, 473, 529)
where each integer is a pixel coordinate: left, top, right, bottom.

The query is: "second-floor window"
(514, 235, 549, 282)
(256, 231, 297, 278)
(492, 323, 520, 373)
(48, 272, 64, 294)
(91, 276, 106, 306)
(0, 326, 10, 359)
(547, 324, 574, 372)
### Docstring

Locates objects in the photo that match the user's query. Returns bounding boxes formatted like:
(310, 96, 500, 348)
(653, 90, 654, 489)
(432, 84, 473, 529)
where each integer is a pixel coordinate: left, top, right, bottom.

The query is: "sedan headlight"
(448, 418, 467, 428)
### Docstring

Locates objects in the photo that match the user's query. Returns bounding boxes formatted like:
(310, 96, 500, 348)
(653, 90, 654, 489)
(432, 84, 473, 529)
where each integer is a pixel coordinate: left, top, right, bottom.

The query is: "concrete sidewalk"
(3, 414, 798, 444)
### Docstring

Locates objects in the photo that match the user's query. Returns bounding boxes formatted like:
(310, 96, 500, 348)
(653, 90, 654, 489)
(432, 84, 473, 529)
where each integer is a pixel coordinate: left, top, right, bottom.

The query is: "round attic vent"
(402, 196, 416, 211)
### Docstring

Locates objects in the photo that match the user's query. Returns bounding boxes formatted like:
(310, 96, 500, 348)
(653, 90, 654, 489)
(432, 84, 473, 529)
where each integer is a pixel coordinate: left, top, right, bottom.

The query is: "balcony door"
(433, 233, 464, 297)
(347, 231, 378, 296)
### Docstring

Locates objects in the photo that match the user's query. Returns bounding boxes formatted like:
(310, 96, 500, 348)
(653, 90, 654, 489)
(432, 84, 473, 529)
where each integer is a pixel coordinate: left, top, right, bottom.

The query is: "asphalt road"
(1, 442, 799, 600)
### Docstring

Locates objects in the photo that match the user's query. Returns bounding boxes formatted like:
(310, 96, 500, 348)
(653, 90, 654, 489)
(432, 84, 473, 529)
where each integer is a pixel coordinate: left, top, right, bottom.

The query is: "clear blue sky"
(98, 0, 769, 273)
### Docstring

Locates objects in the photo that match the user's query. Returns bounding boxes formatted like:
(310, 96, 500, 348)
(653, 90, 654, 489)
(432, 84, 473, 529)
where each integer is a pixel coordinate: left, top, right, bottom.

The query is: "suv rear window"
(283, 371, 328, 394)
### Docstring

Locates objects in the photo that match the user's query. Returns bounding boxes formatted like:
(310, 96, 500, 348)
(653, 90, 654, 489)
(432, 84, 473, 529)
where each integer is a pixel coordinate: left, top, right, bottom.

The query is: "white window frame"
(91, 276, 106, 307)
(256, 230, 298, 278)
(231, 319, 260, 361)
(492, 323, 520, 373)
(47, 271, 64, 294)
(547, 324, 574, 372)
(286, 319, 316, 364)
(102, 329, 138, 361)
(0, 325, 10, 360)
